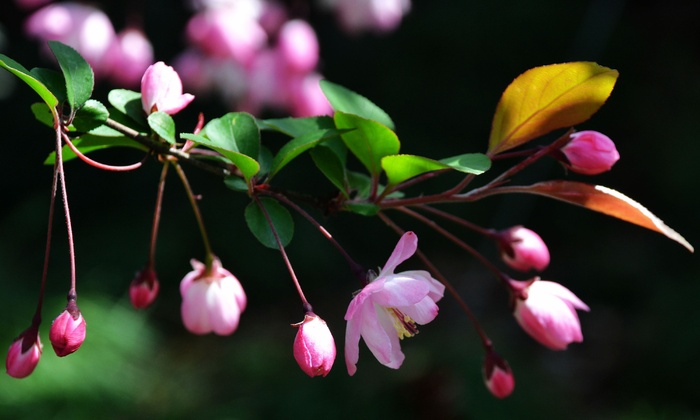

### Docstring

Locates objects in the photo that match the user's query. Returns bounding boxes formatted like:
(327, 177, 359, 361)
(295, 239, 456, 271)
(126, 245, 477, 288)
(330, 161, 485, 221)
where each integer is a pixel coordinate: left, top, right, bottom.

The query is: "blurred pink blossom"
(129, 267, 160, 309)
(333, 0, 411, 34)
(104, 29, 154, 88)
(483, 349, 515, 398)
(277, 20, 319, 74)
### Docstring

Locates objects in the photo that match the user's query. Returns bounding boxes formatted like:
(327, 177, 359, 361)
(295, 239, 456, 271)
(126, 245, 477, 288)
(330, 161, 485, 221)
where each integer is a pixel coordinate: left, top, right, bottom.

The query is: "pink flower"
(180, 257, 247, 336)
(6, 328, 42, 378)
(510, 278, 590, 350)
(334, 0, 411, 34)
(49, 300, 86, 357)
(497, 226, 550, 272)
(560, 130, 620, 175)
(104, 28, 154, 87)
(293, 313, 336, 377)
(287, 73, 333, 117)
(345, 232, 445, 375)
(277, 20, 319, 74)
(140, 62, 195, 115)
(483, 349, 515, 399)
(129, 267, 160, 309)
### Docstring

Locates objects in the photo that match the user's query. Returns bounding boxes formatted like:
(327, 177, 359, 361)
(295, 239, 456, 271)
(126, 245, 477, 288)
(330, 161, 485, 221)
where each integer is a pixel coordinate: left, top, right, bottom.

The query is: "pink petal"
(380, 231, 418, 275)
(360, 303, 404, 369)
(532, 281, 590, 311)
(397, 295, 439, 325)
(370, 275, 429, 308)
(344, 309, 362, 376)
(401, 270, 445, 302)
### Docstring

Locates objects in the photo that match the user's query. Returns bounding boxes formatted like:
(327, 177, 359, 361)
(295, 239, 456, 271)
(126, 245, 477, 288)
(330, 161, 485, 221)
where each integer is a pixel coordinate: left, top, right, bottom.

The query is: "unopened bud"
(6, 327, 42, 378)
(560, 130, 620, 175)
(293, 313, 336, 377)
(483, 349, 515, 399)
(130, 267, 160, 309)
(497, 226, 550, 272)
(49, 299, 86, 357)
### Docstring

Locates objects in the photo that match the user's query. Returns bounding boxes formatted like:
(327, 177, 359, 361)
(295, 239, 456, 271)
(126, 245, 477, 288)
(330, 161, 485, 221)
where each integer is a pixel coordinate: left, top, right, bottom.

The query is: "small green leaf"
(245, 198, 294, 249)
(224, 176, 249, 192)
(381, 154, 450, 187)
(29, 68, 66, 103)
(320, 80, 395, 129)
(148, 111, 176, 144)
(44, 134, 146, 164)
(181, 133, 260, 182)
(73, 99, 109, 132)
(48, 41, 94, 114)
(0, 54, 59, 121)
(334, 112, 400, 177)
(310, 140, 348, 195)
(439, 153, 491, 175)
(203, 112, 260, 159)
(108, 89, 147, 127)
(344, 202, 380, 216)
(258, 116, 336, 137)
(269, 128, 343, 179)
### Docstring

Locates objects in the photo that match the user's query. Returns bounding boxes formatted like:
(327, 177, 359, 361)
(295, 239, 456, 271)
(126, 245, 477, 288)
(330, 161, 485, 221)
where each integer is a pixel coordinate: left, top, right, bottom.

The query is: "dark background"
(1, 0, 698, 418)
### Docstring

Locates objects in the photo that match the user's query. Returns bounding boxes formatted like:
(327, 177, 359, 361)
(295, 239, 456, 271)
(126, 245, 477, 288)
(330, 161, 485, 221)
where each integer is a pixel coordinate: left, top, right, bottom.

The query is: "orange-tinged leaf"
(488, 62, 619, 155)
(499, 181, 693, 252)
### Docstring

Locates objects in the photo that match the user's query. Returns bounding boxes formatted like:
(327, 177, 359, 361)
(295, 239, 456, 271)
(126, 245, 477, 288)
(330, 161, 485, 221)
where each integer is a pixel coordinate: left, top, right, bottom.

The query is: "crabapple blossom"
(141, 62, 195, 115)
(49, 302, 86, 357)
(6, 328, 42, 378)
(180, 257, 247, 335)
(277, 20, 319, 74)
(560, 130, 620, 175)
(483, 349, 515, 399)
(510, 277, 589, 350)
(104, 29, 154, 87)
(129, 267, 160, 309)
(293, 313, 336, 377)
(345, 232, 445, 375)
(497, 226, 550, 272)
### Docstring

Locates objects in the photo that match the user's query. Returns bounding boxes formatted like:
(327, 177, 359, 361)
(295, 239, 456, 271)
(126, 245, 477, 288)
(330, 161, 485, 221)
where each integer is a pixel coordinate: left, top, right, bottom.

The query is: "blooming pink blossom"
(561, 130, 620, 175)
(483, 349, 515, 399)
(129, 267, 160, 309)
(6, 328, 42, 378)
(345, 232, 445, 375)
(497, 226, 550, 272)
(141, 62, 195, 115)
(510, 278, 589, 350)
(293, 313, 336, 377)
(49, 301, 86, 357)
(25, 3, 116, 75)
(180, 257, 247, 335)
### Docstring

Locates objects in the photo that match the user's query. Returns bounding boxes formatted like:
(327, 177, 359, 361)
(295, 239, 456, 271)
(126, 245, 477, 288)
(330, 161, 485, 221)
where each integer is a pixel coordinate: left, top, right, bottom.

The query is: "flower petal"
(370, 275, 430, 308)
(380, 231, 418, 275)
(344, 309, 362, 376)
(531, 281, 590, 311)
(360, 303, 404, 369)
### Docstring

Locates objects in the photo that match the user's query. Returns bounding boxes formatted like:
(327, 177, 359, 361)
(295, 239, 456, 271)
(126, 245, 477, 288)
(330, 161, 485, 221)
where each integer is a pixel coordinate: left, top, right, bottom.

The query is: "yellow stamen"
(387, 308, 419, 339)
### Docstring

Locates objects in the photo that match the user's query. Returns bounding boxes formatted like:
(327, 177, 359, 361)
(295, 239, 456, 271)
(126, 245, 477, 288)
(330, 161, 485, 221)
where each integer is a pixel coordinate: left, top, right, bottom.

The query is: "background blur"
(1, 0, 699, 418)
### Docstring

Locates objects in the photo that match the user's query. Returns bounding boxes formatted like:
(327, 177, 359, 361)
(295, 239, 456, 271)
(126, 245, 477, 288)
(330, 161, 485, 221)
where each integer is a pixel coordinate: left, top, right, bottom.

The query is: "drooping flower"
(6, 327, 42, 378)
(483, 349, 515, 399)
(180, 257, 246, 335)
(293, 313, 336, 377)
(49, 299, 86, 357)
(141, 62, 195, 115)
(129, 267, 160, 309)
(560, 130, 620, 175)
(345, 231, 445, 375)
(510, 277, 589, 350)
(496, 226, 550, 272)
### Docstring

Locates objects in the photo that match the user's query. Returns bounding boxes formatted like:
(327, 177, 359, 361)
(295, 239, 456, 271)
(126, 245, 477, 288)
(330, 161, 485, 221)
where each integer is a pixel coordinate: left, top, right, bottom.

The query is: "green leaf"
(48, 41, 94, 115)
(0, 54, 59, 121)
(488, 62, 619, 155)
(108, 89, 147, 127)
(439, 153, 491, 175)
(334, 112, 400, 177)
(181, 133, 260, 182)
(147, 112, 176, 144)
(224, 176, 248, 193)
(344, 202, 380, 216)
(29, 68, 66, 103)
(310, 140, 348, 195)
(203, 112, 260, 159)
(244, 198, 294, 249)
(258, 116, 335, 137)
(381, 154, 451, 187)
(73, 99, 109, 132)
(268, 128, 343, 179)
(44, 134, 146, 164)
(31, 103, 55, 128)
(320, 80, 395, 129)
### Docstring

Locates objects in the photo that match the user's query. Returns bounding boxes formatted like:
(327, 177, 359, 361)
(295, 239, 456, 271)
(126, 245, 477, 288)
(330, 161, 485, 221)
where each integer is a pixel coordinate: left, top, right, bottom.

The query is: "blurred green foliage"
(1, 0, 699, 418)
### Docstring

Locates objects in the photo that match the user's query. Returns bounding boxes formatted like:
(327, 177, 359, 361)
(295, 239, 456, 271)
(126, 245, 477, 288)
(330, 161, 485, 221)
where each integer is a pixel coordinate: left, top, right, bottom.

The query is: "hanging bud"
(6, 327, 42, 378)
(293, 313, 336, 377)
(483, 349, 515, 399)
(496, 226, 550, 272)
(130, 267, 160, 309)
(49, 297, 86, 357)
(560, 130, 620, 175)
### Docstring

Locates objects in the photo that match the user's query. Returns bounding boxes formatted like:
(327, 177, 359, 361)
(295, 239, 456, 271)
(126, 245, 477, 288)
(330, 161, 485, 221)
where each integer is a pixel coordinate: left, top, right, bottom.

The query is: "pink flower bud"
(483, 349, 515, 399)
(180, 257, 247, 336)
(140, 62, 195, 115)
(129, 267, 160, 309)
(49, 300, 86, 357)
(497, 226, 550, 272)
(293, 313, 336, 377)
(277, 20, 319, 74)
(6, 329, 42, 379)
(510, 278, 589, 350)
(560, 131, 620, 175)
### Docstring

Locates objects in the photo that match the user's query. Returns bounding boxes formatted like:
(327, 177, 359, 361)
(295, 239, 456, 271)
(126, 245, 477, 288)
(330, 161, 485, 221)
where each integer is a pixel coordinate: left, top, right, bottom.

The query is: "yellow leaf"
(488, 62, 619, 155)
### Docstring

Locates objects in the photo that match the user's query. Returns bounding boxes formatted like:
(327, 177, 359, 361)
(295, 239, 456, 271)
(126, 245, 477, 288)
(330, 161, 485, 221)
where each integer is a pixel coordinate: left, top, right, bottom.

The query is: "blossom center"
(387, 308, 418, 339)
